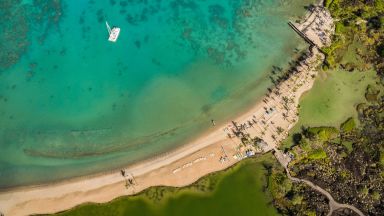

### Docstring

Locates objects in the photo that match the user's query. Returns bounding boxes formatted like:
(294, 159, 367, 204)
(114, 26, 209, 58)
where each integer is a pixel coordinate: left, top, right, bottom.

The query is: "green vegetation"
(307, 127, 339, 141)
(307, 148, 327, 160)
(342, 141, 353, 153)
(287, 96, 384, 215)
(381, 153, 384, 166)
(340, 117, 356, 132)
(265, 156, 329, 215)
(279, 1, 384, 215)
(49, 154, 332, 216)
(323, 0, 384, 76)
(378, 44, 384, 57)
(50, 155, 279, 216)
(268, 168, 293, 200)
(281, 69, 378, 150)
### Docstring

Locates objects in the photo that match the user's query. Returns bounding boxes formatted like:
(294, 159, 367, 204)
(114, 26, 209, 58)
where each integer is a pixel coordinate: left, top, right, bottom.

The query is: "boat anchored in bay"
(106, 21, 120, 42)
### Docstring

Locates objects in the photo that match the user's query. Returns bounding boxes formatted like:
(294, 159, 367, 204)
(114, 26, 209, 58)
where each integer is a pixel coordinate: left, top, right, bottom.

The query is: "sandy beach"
(0, 5, 333, 216)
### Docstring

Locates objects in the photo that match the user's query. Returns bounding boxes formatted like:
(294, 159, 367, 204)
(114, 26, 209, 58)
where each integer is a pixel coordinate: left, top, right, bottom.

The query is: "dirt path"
(273, 149, 365, 216)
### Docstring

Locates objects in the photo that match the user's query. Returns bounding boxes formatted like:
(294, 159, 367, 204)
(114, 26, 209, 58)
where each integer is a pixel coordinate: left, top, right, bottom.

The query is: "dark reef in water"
(0, 0, 63, 71)
(0, 0, 29, 70)
(168, 0, 262, 67)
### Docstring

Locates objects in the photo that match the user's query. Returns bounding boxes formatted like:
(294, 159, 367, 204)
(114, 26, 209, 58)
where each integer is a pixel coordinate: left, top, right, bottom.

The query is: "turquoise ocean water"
(0, 0, 313, 188)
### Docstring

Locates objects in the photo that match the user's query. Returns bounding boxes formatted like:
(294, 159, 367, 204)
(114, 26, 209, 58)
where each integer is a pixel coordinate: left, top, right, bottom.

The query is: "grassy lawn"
(51, 154, 279, 216)
(282, 69, 379, 149)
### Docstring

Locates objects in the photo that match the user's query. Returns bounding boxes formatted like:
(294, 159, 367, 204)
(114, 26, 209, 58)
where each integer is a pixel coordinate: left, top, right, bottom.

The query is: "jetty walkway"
(273, 5, 365, 216)
(288, 22, 316, 47)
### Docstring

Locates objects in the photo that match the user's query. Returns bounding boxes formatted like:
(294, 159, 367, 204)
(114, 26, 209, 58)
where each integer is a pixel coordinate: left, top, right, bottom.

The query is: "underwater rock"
(0, 0, 63, 70)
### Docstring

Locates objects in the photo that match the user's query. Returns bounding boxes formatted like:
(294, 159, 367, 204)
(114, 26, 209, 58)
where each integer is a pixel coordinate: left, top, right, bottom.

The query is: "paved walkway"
(273, 149, 365, 216)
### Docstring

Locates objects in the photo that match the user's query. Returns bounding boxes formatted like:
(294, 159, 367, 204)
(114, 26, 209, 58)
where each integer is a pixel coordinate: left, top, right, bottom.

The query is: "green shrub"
(340, 117, 356, 132)
(307, 148, 327, 160)
(308, 127, 339, 141)
(377, 44, 384, 57)
(324, 0, 333, 8)
(335, 22, 346, 34)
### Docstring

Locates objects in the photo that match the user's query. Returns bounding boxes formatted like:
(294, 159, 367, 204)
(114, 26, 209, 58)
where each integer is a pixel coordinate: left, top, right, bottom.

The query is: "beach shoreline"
(0, 4, 334, 216)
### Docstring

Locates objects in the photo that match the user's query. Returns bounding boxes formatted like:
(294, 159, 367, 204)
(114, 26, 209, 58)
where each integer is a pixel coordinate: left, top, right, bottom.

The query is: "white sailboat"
(106, 21, 120, 42)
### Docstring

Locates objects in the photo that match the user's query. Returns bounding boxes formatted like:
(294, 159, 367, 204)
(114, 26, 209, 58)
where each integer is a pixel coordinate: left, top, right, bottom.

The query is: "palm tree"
(271, 134, 276, 141)
(282, 96, 289, 104)
(282, 113, 288, 120)
(277, 127, 284, 135)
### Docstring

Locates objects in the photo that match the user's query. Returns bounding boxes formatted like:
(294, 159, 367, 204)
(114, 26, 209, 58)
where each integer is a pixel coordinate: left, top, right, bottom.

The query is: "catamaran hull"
(108, 28, 120, 42)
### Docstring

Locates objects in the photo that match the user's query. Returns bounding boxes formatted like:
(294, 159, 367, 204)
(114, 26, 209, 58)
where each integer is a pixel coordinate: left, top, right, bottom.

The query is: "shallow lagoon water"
(0, 0, 313, 188)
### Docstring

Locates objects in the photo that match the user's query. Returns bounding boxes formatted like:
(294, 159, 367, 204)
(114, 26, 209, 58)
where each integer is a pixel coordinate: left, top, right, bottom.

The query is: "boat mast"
(105, 21, 111, 34)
